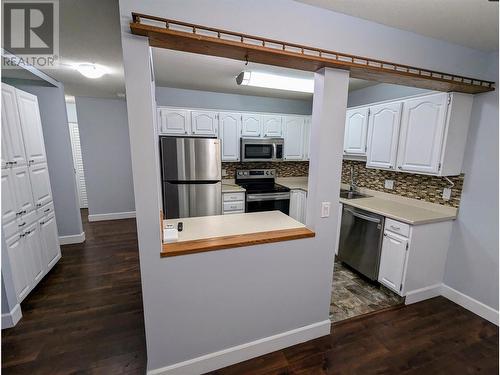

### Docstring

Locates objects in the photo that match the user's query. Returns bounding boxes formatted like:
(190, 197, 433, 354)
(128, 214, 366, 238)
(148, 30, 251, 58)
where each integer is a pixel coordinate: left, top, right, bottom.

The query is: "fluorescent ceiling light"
(74, 63, 108, 79)
(236, 71, 314, 93)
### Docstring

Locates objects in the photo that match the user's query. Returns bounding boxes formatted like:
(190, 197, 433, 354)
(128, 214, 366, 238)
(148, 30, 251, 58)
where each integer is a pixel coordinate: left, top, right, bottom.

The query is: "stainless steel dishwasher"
(338, 204, 385, 281)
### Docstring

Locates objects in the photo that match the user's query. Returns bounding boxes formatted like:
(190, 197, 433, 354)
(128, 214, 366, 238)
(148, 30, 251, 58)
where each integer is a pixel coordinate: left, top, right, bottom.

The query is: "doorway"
(66, 100, 88, 209)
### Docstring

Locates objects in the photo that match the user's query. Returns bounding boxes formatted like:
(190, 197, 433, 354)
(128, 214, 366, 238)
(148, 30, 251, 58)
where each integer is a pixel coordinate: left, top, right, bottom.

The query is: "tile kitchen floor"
(330, 260, 404, 322)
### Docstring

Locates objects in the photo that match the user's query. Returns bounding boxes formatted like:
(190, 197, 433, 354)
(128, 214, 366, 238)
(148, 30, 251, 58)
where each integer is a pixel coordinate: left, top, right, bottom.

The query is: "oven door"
(246, 192, 290, 215)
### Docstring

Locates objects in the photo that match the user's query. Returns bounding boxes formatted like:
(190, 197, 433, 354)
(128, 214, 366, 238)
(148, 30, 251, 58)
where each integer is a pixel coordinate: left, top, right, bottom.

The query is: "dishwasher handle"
(344, 208, 381, 224)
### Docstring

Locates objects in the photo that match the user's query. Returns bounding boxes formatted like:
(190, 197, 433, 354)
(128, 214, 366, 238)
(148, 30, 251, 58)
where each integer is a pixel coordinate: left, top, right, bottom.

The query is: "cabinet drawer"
(385, 218, 410, 237)
(222, 192, 245, 202)
(37, 201, 54, 220)
(223, 201, 244, 212)
(223, 210, 245, 215)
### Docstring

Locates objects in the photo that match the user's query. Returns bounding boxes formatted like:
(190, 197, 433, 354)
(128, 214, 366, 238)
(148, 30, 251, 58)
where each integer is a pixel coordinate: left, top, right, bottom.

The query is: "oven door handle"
(247, 193, 290, 202)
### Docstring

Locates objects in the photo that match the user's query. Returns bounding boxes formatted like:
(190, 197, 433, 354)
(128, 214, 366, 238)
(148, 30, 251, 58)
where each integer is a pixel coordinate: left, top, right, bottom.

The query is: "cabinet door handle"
(19, 233, 25, 238)
(36, 203, 42, 207)
(390, 225, 400, 231)
(24, 230, 31, 235)
(18, 222, 26, 227)
(39, 221, 45, 225)
(44, 208, 50, 212)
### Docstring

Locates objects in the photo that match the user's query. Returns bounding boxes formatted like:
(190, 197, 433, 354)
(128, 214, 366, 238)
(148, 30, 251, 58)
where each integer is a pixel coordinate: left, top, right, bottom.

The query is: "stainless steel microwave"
(241, 138, 284, 162)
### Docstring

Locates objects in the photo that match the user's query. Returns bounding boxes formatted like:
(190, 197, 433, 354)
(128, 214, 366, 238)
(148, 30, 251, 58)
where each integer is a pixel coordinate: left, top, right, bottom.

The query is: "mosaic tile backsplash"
(341, 160, 464, 208)
(222, 161, 309, 179)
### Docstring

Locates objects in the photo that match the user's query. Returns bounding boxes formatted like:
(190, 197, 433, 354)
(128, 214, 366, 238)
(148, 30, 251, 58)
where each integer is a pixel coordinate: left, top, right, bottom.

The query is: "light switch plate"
(321, 202, 331, 218)
(442, 188, 452, 201)
(384, 179, 394, 190)
(221, 169, 227, 177)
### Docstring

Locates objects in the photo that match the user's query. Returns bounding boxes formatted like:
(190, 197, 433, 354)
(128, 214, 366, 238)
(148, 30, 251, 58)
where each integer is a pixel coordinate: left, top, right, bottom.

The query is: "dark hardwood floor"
(207, 297, 499, 374)
(2, 210, 147, 374)
(2, 210, 498, 374)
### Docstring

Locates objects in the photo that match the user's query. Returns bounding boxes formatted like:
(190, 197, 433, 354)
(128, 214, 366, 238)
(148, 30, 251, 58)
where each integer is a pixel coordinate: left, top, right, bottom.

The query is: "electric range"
(235, 169, 290, 214)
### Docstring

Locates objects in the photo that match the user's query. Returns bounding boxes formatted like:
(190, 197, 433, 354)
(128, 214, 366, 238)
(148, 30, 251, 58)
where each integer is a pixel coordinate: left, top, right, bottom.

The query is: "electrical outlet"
(442, 188, 452, 201)
(384, 179, 394, 190)
(321, 202, 331, 218)
(221, 169, 227, 177)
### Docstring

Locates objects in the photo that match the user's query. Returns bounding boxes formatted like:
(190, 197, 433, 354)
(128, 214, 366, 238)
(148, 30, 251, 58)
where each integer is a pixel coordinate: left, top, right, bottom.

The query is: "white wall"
(75, 97, 135, 217)
(119, 0, 496, 371)
(443, 52, 499, 310)
(348, 83, 432, 107)
(156, 86, 312, 114)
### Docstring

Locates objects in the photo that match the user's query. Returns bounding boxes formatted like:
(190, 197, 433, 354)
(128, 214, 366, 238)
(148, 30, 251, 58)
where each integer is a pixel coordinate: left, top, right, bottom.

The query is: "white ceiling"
(295, 0, 499, 52)
(152, 49, 375, 100)
(9, 0, 496, 98)
(4, 0, 126, 98)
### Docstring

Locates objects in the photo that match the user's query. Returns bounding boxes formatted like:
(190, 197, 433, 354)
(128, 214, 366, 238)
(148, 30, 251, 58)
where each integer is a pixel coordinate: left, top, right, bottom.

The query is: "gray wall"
(444, 52, 499, 309)
(75, 97, 135, 216)
(347, 83, 432, 107)
(12, 83, 83, 237)
(156, 86, 312, 114)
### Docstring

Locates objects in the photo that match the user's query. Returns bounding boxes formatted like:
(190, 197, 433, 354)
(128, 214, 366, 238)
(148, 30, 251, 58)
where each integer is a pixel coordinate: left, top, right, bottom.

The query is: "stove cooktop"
(236, 182, 290, 194)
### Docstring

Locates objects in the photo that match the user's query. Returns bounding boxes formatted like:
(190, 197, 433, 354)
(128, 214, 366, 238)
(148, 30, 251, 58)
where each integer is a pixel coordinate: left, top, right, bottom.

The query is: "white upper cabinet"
(29, 163, 53, 209)
(219, 113, 241, 162)
(15, 89, 47, 165)
(158, 108, 190, 135)
(378, 230, 408, 294)
(241, 114, 262, 137)
(12, 165, 35, 214)
(303, 116, 311, 161)
(262, 115, 283, 137)
(191, 111, 218, 136)
(2, 85, 27, 168)
(396, 93, 448, 174)
(366, 102, 402, 170)
(344, 107, 369, 155)
(283, 116, 305, 161)
(2, 169, 18, 223)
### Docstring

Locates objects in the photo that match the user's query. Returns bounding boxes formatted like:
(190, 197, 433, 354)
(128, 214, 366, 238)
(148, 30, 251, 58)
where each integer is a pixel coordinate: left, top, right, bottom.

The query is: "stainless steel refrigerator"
(160, 137, 222, 219)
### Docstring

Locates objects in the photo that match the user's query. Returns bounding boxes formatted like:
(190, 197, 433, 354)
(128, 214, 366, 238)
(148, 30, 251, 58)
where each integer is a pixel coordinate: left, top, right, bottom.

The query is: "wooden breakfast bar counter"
(161, 211, 315, 257)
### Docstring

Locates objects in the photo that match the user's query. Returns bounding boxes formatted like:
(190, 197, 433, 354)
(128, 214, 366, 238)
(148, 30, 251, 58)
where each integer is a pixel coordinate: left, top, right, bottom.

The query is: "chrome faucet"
(349, 166, 358, 192)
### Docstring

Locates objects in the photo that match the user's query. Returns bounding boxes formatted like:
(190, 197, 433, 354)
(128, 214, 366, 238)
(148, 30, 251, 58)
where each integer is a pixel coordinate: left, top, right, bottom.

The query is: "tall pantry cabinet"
(1, 83, 61, 303)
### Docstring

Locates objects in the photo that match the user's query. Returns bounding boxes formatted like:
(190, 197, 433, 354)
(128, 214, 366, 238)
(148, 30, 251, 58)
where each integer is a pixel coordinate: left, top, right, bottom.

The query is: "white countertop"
(340, 196, 456, 225)
(221, 182, 246, 193)
(163, 211, 305, 242)
(276, 177, 309, 191)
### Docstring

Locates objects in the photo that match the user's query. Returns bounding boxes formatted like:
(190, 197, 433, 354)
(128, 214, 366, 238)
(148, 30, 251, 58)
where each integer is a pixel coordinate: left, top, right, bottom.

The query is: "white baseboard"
(2, 304, 22, 329)
(441, 284, 499, 326)
(405, 284, 442, 305)
(88, 211, 136, 222)
(148, 320, 331, 375)
(59, 232, 86, 245)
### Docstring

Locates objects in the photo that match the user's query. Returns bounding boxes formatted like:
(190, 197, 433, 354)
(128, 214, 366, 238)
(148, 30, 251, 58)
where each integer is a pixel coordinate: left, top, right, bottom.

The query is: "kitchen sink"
(340, 190, 371, 199)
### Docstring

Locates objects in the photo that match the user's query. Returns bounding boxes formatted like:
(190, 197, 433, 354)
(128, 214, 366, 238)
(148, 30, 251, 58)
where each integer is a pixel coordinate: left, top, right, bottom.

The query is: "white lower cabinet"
(222, 192, 245, 214)
(6, 233, 31, 302)
(289, 189, 307, 224)
(39, 213, 61, 270)
(23, 222, 45, 284)
(378, 229, 408, 294)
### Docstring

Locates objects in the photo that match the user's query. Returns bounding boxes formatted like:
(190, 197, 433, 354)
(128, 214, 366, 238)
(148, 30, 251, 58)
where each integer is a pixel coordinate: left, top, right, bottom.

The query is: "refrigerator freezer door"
(161, 137, 221, 181)
(163, 181, 222, 219)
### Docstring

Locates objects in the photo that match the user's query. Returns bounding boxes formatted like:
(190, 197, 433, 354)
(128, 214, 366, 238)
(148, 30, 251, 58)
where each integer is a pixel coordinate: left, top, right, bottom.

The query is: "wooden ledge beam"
(130, 13, 494, 94)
